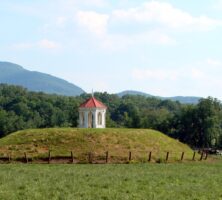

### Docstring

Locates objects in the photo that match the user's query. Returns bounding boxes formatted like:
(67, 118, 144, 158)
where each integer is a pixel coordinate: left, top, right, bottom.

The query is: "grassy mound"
(0, 128, 194, 162)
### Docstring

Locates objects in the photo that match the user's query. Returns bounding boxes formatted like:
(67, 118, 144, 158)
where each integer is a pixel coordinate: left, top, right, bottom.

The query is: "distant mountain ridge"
(0, 62, 85, 96)
(0, 61, 201, 103)
(117, 90, 153, 97)
(117, 90, 201, 104)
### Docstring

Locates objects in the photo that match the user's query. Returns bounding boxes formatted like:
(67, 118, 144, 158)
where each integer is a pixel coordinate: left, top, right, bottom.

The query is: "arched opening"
(98, 112, 102, 125)
(88, 112, 93, 128)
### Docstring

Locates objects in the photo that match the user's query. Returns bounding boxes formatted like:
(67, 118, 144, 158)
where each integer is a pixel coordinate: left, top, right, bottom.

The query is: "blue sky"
(1, 0, 222, 98)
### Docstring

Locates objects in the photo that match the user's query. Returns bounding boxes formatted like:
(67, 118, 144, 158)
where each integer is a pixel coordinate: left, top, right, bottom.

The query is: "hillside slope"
(0, 128, 193, 162)
(0, 61, 85, 96)
(117, 90, 201, 104)
(117, 90, 153, 97)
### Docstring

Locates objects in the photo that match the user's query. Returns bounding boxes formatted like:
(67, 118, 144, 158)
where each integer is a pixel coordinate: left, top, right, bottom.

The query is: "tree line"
(0, 84, 222, 148)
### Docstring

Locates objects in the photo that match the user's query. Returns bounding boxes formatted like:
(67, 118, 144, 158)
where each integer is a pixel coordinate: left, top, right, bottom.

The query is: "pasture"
(0, 159, 222, 200)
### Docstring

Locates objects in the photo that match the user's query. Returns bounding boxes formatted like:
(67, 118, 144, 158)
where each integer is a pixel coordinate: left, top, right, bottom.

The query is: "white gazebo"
(78, 96, 107, 128)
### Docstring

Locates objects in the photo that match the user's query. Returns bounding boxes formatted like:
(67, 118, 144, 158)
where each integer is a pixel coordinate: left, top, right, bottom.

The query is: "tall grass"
(0, 160, 222, 200)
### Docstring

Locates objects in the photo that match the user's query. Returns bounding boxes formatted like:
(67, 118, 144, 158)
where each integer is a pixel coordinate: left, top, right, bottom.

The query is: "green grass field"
(0, 128, 193, 162)
(0, 128, 216, 199)
(0, 159, 222, 200)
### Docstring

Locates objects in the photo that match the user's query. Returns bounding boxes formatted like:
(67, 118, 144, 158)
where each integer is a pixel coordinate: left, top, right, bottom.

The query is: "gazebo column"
(94, 110, 97, 128)
(102, 112, 106, 128)
(84, 111, 88, 128)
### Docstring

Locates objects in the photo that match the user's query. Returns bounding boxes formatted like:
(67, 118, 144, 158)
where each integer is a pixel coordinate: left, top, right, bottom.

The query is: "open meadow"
(0, 158, 222, 200)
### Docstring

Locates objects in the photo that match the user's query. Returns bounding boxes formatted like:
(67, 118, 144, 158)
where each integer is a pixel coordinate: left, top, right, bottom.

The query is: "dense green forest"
(0, 84, 222, 148)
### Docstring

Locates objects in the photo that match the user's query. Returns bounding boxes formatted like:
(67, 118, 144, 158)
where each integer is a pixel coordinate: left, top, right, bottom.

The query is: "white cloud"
(112, 1, 222, 31)
(37, 39, 60, 49)
(141, 30, 175, 45)
(206, 58, 222, 66)
(131, 66, 212, 82)
(9, 1, 220, 52)
(131, 68, 181, 81)
(11, 39, 60, 50)
(99, 30, 175, 51)
(63, 0, 108, 8)
(190, 68, 205, 79)
(212, 0, 222, 10)
(130, 66, 222, 97)
(81, 0, 108, 7)
(56, 16, 68, 26)
(72, 1, 222, 51)
(131, 58, 222, 92)
(76, 11, 109, 36)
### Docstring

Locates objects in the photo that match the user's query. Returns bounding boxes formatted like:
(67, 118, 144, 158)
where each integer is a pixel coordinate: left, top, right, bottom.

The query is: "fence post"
(105, 151, 109, 163)
(71, 151, 74, 164)
(129, 151, 132, 162)
(192, 152, 196, 161)
(204, 152, 208, 160)
(166, 152, 169, 162)
(148, 152, 152, 162)
(48, 150, 51, 164)
(200, 151, 204, 161)
(181, 152, 184, 161)
(24, 152, 28, 163)
(8, 153, 11, 163)
(88, 152, 93, 164)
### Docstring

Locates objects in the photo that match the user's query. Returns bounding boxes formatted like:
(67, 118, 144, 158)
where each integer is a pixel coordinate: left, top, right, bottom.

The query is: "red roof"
(79, 97, 107, 109)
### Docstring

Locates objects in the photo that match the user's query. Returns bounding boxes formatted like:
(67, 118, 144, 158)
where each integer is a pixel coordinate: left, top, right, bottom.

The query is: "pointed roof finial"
(92, 89, 94, 98)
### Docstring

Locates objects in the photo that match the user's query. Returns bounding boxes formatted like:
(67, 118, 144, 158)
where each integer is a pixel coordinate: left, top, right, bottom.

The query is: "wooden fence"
(0, 150, 208, 164)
